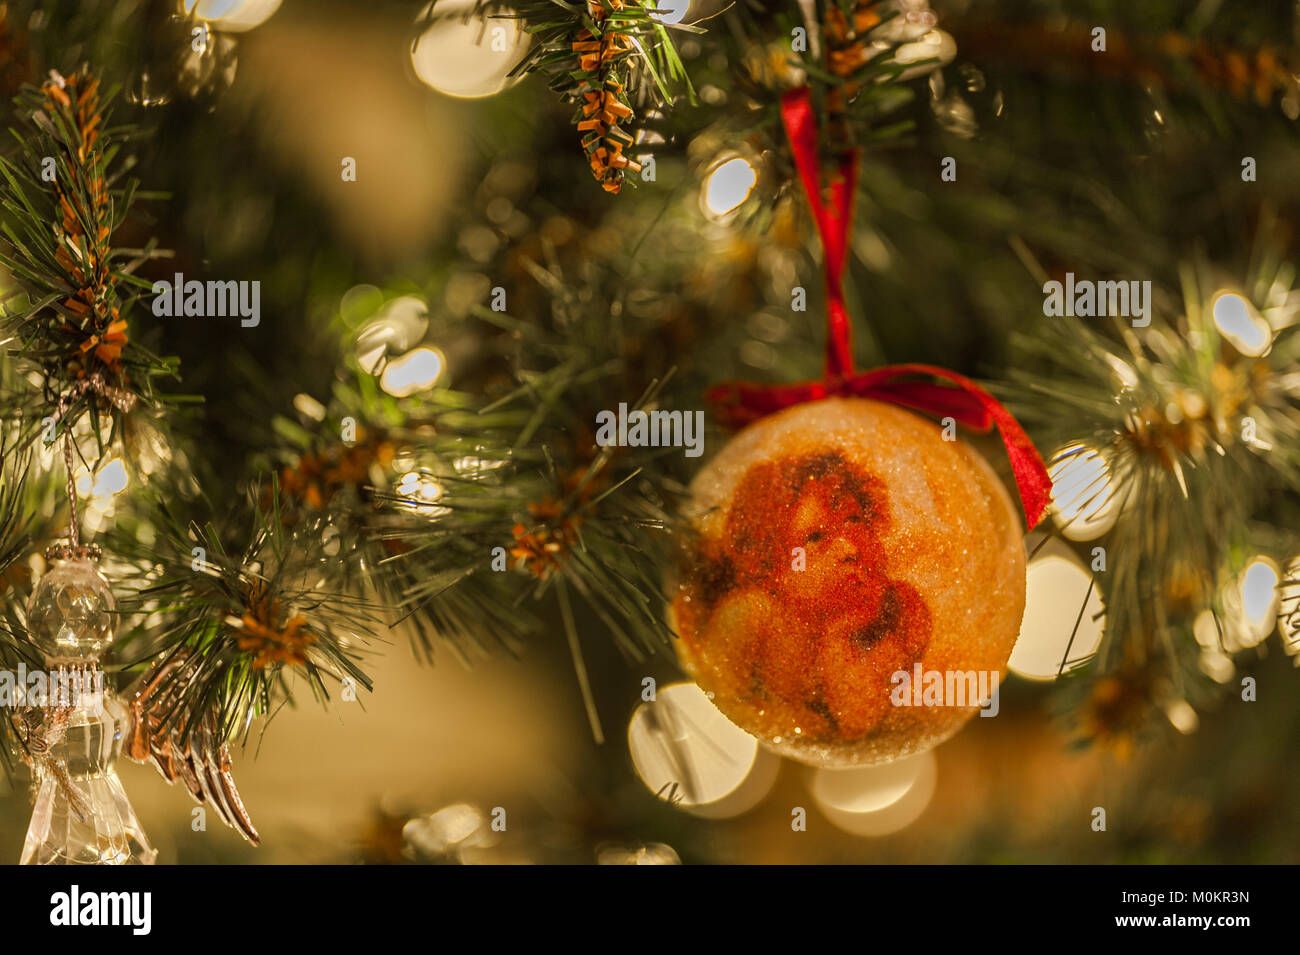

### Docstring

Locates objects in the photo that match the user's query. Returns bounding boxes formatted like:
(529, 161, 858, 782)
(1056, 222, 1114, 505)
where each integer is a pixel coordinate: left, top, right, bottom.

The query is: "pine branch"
(110, 482, 382, 748)
(0, 68, 180, 466)
(448, 0, 696, 193)
(1001, 247, 1300, 746)
(294, 251, 698, 669)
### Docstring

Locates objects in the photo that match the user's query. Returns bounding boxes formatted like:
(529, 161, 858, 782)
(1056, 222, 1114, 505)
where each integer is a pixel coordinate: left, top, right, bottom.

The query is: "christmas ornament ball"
(669, 398, 1026, 767)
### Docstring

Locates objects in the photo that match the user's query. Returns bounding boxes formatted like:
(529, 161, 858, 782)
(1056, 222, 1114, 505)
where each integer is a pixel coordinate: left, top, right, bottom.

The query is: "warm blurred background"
(1, 0, 1298, 863)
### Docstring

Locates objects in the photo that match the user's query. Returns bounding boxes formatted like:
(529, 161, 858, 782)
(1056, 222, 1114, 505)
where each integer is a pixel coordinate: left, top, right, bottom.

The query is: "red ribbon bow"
(706, 86, 1052, 529)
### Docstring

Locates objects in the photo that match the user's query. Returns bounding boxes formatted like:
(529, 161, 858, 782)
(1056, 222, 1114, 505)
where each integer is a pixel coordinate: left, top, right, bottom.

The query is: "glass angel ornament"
(18, 548, 261, 862)
(18, 546, 156, 865)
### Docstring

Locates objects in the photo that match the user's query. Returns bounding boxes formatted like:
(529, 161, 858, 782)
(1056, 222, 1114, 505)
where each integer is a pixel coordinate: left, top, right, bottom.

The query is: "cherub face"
(784, 460, 887, 603)
(718, 451, 885, 597)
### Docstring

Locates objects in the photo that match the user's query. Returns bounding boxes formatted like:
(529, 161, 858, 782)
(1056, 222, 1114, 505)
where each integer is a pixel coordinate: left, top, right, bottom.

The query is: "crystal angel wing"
(123, 653, 261, 846)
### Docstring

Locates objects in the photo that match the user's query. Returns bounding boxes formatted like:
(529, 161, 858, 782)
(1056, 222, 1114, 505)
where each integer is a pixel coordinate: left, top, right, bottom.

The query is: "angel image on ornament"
(674, 447, 933, 747)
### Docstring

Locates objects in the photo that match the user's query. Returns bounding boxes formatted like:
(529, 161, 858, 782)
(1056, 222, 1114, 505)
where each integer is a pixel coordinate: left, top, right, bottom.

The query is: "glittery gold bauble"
(669, 398, 1027, 767)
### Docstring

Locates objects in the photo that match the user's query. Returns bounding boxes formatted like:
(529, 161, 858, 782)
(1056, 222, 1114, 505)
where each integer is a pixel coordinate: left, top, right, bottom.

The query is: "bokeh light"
(1191, 557, 1281, 666)
(649, 0, 691, 25)
(1211, 290, 1272, 357)
(1009, 539, 1105, 681)
(1193, 610, 1236, 682)
(394, 470, 450, 518)
(1236, 556, 1280, 648)
(1048, 442, 1122, 541)
(596, 842, 681, 865)
(410, 0, 530, 100)
(627, 682, 779, 819)
(807, 750, 938, 836)
(292, 392, 327, 422)
(1279, 557, 1300, 657)
(893, 29, 957, 82)
(402, 803, 494, 859)
(380, 346, 445, 397)
(92, 458, 129, 498)
(1164, 699, 1199, 735)
(184, 0, 282, 33)
(354, 296, 430, 374)
(701, 155, 757, 220)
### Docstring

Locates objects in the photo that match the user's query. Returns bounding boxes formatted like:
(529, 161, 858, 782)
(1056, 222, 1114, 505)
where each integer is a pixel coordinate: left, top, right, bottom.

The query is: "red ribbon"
(706, 87, 1052, 529)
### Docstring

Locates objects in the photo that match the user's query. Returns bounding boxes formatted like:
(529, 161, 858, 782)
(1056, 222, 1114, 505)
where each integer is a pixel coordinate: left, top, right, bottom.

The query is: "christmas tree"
(0, 0, 1297, 867)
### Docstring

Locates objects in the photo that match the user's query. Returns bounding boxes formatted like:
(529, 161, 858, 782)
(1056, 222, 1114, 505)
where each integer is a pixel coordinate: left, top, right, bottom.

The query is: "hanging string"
(705, 86, 1054, 529)
(50, 373, 136, 550)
